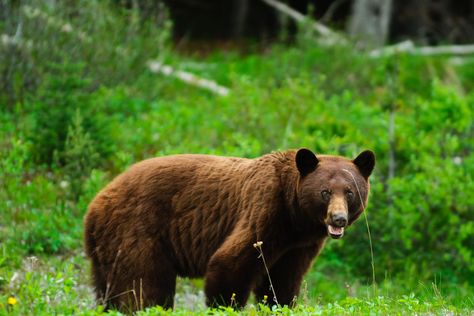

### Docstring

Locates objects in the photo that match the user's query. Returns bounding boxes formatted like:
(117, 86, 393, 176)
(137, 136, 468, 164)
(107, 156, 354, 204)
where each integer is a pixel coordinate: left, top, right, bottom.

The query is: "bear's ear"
(353, 150, 375, 179)
(296, 148, 319, 176)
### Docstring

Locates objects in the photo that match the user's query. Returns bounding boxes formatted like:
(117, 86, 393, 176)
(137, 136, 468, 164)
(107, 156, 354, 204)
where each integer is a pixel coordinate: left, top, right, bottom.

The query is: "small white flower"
(10, 272, 19, 286)
(61, 23, 73, 33)
(453, 156, 462, 165)
(1, 34, 9, 45)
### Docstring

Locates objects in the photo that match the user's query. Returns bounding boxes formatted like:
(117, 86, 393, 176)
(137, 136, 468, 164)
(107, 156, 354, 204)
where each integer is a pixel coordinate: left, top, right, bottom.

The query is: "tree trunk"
(233, 0, 249, 38)
(348, 0, 392, 47)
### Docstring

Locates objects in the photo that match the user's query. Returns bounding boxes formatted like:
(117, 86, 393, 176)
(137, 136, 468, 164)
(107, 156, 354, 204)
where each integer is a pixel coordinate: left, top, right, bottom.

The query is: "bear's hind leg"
(105, 247, 177, 312)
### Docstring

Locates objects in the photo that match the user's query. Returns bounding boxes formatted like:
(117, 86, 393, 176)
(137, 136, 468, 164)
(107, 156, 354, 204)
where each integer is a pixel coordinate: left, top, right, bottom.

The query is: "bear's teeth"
(328, 225, 344, 235)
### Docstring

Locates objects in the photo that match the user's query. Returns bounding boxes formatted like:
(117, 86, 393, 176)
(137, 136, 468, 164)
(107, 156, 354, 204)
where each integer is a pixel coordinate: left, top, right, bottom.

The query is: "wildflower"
(230, 292, 237, 307)
(263, 295, 268, 303)
(61, 23, 73, 33)
(7, 296, 17, 306)
(253, 241, 263, 248)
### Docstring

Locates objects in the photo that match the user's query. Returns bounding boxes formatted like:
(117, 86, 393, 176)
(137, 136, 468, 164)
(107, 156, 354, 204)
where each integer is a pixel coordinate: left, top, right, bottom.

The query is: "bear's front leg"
(204, 234, 260, 308)
(254, 243, 323, 307)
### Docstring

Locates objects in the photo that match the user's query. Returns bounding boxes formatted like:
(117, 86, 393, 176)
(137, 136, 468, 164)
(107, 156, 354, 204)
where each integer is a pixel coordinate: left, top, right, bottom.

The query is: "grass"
(1, 252, 472, 315)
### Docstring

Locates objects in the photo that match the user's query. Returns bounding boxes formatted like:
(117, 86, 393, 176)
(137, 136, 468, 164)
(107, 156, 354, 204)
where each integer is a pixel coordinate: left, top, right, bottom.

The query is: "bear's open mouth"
(327, 225, 344, 239)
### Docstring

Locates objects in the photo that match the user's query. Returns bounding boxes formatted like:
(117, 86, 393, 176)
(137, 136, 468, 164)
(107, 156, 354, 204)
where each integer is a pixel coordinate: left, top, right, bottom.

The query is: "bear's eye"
(321, 190, 331, 202)
(346, 190, 354, 201)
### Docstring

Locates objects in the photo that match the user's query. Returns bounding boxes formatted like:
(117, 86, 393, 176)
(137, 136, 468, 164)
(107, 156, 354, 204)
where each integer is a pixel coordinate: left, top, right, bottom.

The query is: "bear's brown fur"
(84, 148, 375, 311)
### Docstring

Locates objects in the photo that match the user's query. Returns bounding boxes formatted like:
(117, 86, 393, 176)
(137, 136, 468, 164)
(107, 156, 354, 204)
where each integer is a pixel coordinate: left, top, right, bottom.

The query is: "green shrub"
(62, 110, 101, 200)
(21, 213, 65, 255)
(0, 0, 171, 109)
(28, 63, 113, 169)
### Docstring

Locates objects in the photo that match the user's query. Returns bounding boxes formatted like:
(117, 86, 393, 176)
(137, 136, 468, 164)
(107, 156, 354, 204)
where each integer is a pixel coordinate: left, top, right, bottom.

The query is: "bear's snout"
(331, 213, 347, 227)
(326, 194, 348, 239)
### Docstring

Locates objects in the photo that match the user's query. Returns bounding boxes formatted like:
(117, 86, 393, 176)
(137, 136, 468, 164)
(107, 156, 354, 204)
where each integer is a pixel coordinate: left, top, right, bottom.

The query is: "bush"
(28, 63, 113, 169)
(0, 0, 171, 109)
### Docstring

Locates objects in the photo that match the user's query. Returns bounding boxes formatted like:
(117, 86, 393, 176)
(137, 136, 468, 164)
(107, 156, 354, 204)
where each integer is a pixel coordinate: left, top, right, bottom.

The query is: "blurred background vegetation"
(0, 0, 473, 314)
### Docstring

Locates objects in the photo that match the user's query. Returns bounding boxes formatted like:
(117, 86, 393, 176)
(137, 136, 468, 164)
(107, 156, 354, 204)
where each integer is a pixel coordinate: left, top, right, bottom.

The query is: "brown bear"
(84, 148, 375, 311)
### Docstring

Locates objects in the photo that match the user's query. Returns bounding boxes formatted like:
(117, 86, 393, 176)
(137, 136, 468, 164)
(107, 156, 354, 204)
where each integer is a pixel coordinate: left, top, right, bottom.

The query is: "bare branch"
(148, 61, 230, 97)
(370, 40, 474, 58)
(415, 44, 474, 56)
(260, 0, 347, 45)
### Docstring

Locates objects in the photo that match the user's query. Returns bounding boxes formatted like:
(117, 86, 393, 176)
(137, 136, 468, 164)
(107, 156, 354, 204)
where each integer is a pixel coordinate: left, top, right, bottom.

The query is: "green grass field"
(1, 1, 474, 314)
(1, 239, 472, 315)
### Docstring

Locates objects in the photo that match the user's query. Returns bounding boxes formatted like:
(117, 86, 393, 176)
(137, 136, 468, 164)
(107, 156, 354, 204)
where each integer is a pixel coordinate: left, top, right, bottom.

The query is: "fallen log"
(260, 0, 347, 45)
(148, 61, 230, 97)
(370, 40, 474, 58)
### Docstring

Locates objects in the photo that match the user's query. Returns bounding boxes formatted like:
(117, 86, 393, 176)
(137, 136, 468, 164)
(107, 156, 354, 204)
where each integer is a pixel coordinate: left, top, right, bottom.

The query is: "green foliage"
(0, 0, 171, 109)
(28, 63, 113, 168)
(62, 110, 101, 200)
(0, 254, 95, 315)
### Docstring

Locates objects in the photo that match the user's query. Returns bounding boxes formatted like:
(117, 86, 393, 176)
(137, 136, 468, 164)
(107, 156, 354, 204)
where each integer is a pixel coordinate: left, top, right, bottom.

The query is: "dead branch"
(370, 40, 474, 58)
(148, 61, 230, 97)
(260, 0, 347, 45)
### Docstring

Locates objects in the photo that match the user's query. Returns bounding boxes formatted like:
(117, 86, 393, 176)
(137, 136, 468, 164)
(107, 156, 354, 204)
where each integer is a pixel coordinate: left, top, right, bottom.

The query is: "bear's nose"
(332, 213, 347, 227)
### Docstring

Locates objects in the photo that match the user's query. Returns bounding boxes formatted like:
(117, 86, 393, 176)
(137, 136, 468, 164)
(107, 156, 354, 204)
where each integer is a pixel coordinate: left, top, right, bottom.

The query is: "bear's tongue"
(328, 225, 344, 238)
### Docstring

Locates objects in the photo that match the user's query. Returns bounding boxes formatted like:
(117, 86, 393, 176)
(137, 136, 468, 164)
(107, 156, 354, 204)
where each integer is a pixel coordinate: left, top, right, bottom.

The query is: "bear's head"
(295, 148, 375, 239)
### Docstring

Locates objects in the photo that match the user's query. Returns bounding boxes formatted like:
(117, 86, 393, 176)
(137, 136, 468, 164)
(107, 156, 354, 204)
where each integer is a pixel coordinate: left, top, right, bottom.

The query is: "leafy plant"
(28, 62, 113, 168)
(62, 110, 101, 200)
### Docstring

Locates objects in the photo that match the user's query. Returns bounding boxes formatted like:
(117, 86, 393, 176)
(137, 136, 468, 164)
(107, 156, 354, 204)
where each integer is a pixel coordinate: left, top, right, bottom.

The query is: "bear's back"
(86, 154, 276, 277)
(91, 154, 252, 211)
